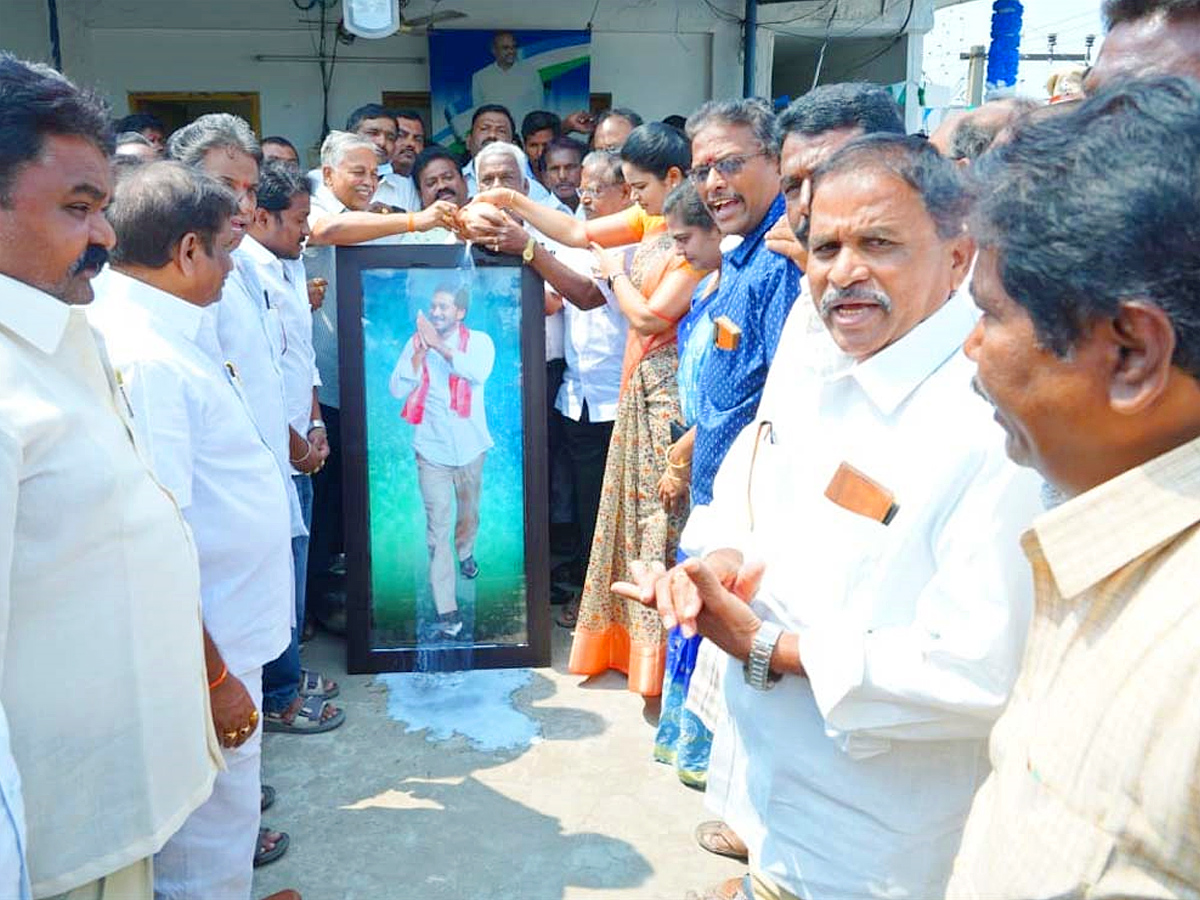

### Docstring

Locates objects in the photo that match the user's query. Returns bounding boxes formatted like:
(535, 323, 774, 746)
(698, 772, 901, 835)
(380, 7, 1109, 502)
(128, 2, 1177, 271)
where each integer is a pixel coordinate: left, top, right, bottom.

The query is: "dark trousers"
(560, 401, 614, 565)
(307, 403, 343, 583)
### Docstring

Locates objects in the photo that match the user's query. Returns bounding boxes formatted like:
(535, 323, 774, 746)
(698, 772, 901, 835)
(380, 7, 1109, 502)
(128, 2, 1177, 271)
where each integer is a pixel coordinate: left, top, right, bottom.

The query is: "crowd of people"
(3, 0, 1200, 897)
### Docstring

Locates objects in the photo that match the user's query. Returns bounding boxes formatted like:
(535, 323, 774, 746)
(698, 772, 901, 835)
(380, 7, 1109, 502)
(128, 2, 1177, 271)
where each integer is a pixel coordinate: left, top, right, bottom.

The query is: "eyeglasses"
(577, 183, 618, 199)
(688, 150, 767, 185)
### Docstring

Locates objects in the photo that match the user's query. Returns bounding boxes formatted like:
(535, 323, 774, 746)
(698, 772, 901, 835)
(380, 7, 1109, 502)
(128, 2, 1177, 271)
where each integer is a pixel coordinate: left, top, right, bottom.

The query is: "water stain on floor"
(377, 669, 541, 752)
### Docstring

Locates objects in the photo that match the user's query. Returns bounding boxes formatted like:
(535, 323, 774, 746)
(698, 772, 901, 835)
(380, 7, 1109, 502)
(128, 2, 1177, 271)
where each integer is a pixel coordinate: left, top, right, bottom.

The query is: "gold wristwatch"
(522, 236, 537, 264)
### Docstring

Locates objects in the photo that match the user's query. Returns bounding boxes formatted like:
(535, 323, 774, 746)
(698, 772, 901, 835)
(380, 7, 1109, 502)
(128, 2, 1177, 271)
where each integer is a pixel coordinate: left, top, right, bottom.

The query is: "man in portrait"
(390, 283, 496, 638)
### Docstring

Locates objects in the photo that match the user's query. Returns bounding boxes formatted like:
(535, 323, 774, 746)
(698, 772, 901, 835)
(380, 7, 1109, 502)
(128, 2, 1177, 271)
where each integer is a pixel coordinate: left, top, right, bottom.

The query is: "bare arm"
(309, 202, 457, 246)
(593, 245, 701, 336)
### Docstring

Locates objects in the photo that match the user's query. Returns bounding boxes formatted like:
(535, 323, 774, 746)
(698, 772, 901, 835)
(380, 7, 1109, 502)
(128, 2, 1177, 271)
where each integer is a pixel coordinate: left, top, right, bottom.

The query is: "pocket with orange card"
(824, 461, 899, 525)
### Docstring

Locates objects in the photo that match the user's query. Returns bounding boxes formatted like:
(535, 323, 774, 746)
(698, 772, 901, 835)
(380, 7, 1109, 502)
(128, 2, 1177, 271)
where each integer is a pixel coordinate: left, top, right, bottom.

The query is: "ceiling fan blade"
(403, 10, 467, 27)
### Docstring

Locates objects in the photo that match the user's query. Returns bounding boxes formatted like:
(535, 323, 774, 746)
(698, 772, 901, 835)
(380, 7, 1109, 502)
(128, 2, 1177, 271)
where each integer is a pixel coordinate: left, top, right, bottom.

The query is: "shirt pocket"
(701, 319, 756, 413)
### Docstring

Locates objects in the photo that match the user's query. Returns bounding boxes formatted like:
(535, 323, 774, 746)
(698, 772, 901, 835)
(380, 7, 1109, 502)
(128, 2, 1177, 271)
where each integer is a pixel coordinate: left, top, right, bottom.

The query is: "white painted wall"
(1, 0, 742, 154)
(1, 0, 51, 64)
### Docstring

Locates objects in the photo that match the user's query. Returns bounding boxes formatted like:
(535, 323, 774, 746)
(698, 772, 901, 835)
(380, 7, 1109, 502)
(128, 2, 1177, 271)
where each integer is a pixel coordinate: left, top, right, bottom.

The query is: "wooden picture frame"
(336, 243, 550, 674)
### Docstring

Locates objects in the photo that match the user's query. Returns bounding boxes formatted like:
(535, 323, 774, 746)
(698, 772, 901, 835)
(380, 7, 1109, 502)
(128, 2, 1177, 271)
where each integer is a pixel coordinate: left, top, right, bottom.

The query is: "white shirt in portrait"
(682, 289, 1045, 899)
(389, 326, 495, 467)
(0, 272, 218, 897)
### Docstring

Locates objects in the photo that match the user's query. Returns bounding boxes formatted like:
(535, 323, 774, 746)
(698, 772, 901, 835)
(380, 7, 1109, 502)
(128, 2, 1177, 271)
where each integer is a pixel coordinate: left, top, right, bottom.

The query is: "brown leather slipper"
(684, 875, 750, 900)
(695, 819, 749, 863)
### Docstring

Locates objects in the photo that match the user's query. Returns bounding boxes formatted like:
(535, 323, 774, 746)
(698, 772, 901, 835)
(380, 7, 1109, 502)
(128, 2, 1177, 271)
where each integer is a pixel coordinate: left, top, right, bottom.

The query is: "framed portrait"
(336, 244, 551, 673)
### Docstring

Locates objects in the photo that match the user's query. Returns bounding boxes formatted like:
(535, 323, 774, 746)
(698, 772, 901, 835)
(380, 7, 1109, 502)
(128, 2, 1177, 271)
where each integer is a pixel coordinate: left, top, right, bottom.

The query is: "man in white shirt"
(244, 161, 349, 735)
(0, 55, 218, 900)
(461, 105, 570, 212)
(627, 136, 1044, 899)
(169, 116, 344, 740)
(471, 31, 546, 123)
(389, 283, 496, 637)
(90, 161, 296, 900)
(346, 102, 422, 213)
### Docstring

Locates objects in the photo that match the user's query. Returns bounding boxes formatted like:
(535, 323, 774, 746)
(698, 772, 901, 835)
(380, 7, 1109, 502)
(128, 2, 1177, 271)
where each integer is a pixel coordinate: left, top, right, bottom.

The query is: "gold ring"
(249, 709, 259, 725)
(239, 725, 252, 737)
(223, 730, 239, 742)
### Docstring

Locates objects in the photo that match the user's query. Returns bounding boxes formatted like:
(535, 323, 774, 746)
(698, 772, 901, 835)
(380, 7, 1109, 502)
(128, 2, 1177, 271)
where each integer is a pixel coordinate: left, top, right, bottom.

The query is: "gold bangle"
(408, 211, 415, 232)
(667, 457, 691, 471)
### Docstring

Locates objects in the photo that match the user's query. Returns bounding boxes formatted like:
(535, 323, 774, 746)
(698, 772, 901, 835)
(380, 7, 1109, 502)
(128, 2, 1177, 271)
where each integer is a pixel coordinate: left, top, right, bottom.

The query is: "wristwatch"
(522, 236, 537, 264)
(743, 620, 784, 690)
(308, 418, 326, 434)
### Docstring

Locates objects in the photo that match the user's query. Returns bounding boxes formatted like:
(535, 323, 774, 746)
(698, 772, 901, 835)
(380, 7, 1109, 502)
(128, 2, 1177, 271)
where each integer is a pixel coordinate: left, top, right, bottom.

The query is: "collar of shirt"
(0, 271, 71, 355)
(725, 194, 787, 270)
(236, 231, 279, 268)
(98, 269, 206, 343)
(1026, 433, 1200, 600)
(812, 289, 977, 417)
(311, 183, 347, 217)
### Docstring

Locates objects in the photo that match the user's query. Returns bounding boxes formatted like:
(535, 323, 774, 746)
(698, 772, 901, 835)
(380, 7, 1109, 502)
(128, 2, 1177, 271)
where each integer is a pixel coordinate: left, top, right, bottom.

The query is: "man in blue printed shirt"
(684, 99, 801, 507)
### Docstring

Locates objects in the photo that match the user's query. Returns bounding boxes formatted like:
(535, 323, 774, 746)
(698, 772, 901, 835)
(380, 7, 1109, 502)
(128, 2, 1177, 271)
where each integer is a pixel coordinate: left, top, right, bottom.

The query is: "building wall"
(1, 0, 738, 154)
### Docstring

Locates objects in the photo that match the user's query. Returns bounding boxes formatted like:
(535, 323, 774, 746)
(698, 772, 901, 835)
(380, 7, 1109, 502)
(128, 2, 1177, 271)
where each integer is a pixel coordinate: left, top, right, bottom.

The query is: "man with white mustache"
(635, 135, 1044, 899)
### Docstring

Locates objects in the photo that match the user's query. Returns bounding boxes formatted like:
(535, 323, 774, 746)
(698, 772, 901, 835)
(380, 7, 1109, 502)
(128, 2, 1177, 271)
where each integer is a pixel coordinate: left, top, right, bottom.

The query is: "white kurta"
(0, 272, 218, 897)
(682, 290, 1044, 899)
(89, 270, 293, 676)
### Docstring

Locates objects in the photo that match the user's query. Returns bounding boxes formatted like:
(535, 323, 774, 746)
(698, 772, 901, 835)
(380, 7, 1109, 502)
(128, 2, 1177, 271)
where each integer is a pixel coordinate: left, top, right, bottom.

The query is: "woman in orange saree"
(473, 123, 709, 695)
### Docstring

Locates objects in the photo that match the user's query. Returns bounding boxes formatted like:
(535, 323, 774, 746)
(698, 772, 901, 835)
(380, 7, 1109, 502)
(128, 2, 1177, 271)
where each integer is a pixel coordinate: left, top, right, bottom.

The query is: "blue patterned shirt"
(692, 195, 800, 506)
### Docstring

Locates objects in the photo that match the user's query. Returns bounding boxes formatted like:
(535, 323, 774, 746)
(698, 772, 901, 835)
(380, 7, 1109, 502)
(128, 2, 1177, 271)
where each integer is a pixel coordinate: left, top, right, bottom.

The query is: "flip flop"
(298, 668, 339, 700)
(695, 820, 749, 862)
(684, 876, 750, 900)
(254, 827, 289, 867)
(264, 695, 346, 735)
(260, 784, 275, 812)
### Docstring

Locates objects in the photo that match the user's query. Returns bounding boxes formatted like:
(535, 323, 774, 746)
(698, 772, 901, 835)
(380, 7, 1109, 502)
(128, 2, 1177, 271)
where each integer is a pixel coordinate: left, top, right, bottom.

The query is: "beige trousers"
(416, 452, 485, 615)
(43, 857, 152, 900)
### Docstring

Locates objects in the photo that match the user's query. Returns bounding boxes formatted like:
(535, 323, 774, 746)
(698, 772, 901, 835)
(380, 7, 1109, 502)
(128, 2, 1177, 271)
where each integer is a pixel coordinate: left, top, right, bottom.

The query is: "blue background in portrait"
(429, 29, 591, 147)
(361, 266, 527, 648)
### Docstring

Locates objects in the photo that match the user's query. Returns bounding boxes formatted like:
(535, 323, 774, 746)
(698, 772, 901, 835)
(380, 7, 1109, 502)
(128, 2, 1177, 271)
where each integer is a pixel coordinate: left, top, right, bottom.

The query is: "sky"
(922, 0, 1106, 102)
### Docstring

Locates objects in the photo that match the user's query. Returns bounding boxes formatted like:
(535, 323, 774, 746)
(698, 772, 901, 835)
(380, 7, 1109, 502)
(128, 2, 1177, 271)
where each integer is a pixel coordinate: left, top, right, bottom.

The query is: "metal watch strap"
(744, 620, 784, 690)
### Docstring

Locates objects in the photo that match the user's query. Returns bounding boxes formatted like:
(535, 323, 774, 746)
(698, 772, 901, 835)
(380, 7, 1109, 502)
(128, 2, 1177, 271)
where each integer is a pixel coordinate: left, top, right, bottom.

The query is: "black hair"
(661, 114, 688, 132)
(393, 109, 424, 128)
(114, 112, 165, 135)
(544, 135, 586, 163)
(595, 107, 644, 131)
(0, 54, 114, 206)
(521, 110, 562, 140)
(116, 131, 154, 148)
(434, 280, 470, 311)
(686, 97, 781, 156)
(346, 103, 395, 132)
(471, 104, 517, 137)
(261, 135, 299, 155)
(412, 145, 461, 186)
(1103, 0, 1200, 27)
(813, 134, 968, 240)
(108, 161, 236, 267)
(620, 122, 691, 179)
(256, 159, 310, 213)
(777, 83, 905, 139)
(663, 180, 715, 230)
(973, 76, 1200, 376)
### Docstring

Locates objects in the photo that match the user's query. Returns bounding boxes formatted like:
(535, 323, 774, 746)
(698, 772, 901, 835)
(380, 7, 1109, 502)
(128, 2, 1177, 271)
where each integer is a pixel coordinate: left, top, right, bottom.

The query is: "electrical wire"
(810, 0, 839, 89)
(587, 0, 602, 29)
(702, 0, 744, 25)
(843, 0, 915, 77)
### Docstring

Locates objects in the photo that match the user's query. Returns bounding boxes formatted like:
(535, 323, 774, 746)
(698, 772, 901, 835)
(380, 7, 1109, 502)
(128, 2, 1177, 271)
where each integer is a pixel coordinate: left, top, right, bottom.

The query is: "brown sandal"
(555, 596, 579, 629)
(694, 819, 749, 862)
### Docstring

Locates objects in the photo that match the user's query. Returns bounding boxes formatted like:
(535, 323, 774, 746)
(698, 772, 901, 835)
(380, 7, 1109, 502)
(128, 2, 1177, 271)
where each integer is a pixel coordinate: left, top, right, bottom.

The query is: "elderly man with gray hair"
(88, 161, 298, 900)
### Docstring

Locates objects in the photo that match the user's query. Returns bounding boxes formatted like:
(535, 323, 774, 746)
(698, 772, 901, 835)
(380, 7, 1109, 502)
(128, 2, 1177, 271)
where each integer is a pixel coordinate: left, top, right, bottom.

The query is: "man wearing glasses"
(683, 99, 800, 513)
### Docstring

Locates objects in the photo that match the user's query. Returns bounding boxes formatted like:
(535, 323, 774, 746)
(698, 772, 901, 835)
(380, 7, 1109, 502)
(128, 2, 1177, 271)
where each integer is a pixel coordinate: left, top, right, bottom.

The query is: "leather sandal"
(695, 819, 749, 862)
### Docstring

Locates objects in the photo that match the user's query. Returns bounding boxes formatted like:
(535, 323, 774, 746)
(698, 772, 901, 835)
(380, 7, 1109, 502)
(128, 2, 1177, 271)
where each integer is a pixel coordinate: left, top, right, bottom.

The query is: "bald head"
(1089, 3, 1200, 90)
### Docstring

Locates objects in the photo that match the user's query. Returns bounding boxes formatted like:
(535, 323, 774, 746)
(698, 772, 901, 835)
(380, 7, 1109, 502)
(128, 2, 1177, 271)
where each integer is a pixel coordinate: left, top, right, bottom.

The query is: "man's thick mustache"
(818, 286, 893, 317)
(70, 244, 109, 277)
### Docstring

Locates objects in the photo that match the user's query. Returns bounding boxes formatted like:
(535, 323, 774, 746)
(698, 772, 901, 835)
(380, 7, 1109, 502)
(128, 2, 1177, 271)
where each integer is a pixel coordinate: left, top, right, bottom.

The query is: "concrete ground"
(252, 623, 743, 900)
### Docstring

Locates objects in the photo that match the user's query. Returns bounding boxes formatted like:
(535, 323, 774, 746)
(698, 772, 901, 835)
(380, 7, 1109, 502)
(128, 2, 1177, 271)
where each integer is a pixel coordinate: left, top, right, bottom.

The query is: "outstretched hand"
(613, 553, 766, 661)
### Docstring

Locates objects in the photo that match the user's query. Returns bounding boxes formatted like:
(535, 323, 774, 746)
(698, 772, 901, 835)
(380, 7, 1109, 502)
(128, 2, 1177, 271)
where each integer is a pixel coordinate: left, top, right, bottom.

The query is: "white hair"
(473, 140, 529, 180)
(320, 130, 377, 169)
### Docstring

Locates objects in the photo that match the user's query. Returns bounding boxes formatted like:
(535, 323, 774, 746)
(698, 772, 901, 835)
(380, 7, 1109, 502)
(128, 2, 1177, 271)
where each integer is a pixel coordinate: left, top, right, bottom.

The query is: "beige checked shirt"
(947, 436, 1200, 899)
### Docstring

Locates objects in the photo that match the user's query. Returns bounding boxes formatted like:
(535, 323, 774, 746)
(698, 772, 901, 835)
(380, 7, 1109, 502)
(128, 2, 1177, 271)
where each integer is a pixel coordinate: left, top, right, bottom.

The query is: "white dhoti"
(153, 667, 262, 900)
